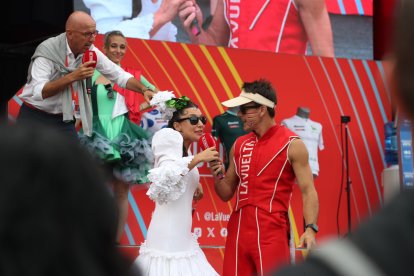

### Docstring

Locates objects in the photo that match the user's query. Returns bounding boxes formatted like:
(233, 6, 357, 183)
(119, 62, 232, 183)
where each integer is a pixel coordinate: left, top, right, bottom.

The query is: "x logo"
(207, 227, 215, 237)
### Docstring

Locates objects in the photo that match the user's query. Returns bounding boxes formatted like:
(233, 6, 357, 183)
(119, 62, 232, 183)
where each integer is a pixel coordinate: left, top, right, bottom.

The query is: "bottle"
(384, 121, 398, 166)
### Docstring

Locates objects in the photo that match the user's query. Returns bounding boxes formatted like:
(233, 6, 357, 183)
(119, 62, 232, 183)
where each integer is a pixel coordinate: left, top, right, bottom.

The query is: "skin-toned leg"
(113, 178, 130, 242)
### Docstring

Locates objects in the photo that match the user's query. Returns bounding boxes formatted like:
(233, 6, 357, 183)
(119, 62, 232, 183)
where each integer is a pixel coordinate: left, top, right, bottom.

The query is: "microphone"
(190, 17, 201, 36)
(198, 133, 224, 179)
(82, 50, 97, 94)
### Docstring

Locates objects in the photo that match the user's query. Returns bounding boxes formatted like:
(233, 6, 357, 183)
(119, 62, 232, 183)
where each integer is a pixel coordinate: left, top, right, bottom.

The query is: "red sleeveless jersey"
(233, 125, 299, 213)
(224, 0, 308, 54)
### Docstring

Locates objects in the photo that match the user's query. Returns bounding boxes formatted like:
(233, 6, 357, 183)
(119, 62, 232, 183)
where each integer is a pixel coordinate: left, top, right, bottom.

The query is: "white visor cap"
(221, 90, 275, 108)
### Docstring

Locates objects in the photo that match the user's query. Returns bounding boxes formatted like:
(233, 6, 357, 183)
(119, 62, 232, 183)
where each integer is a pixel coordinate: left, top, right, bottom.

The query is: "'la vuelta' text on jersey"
(228, 0, 240, 48)
(239, 141, 255, 194)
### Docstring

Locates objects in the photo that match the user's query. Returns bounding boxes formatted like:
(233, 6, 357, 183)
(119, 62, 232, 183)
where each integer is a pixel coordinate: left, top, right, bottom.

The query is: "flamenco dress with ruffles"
(135, 128, 218, 276)
(79, 70, 153, 184)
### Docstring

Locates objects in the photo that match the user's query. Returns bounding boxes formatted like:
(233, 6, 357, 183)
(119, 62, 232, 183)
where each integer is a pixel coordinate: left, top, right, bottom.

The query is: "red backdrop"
(8, 36, 391, 273)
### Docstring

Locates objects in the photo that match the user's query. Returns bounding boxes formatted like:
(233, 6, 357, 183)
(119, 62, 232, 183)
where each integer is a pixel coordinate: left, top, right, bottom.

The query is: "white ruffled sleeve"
(146, 128, 194, 204)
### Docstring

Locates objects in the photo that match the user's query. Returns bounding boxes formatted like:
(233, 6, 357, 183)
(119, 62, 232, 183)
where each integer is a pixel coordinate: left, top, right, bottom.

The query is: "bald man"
(18, 11, 154, 139)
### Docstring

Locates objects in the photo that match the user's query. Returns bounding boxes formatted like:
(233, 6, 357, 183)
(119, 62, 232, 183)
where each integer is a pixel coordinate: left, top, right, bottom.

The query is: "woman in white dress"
(135, 92, 220, 275)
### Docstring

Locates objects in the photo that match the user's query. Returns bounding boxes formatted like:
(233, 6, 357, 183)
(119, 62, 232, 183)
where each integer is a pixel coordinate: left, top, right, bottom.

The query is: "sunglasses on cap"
(176, 115, 207, 125)
(239, 103, 262, 114)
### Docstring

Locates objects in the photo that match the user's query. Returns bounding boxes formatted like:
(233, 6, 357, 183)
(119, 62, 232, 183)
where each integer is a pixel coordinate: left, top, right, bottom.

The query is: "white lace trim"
(139, 233, 200, 259)
(146, 156, 194, 204)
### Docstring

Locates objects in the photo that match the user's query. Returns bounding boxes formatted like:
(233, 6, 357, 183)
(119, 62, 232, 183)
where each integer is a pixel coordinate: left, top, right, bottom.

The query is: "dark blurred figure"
(274, 1, 414, 275)
(394, 1, 414, 117)
(0, 123, 140, 276)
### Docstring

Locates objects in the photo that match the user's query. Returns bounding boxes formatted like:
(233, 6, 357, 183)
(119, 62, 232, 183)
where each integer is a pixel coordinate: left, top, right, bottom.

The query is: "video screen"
(74, 0, 373, 59)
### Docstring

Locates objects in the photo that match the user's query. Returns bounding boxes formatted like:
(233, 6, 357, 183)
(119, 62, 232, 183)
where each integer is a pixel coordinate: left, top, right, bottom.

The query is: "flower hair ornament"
(150, 91, 191, 120)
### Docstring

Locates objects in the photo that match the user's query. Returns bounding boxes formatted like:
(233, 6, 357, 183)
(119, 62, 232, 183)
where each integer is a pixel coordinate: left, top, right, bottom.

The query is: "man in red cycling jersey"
(211, 79, 319, 275)
(178, 0, 334, 56)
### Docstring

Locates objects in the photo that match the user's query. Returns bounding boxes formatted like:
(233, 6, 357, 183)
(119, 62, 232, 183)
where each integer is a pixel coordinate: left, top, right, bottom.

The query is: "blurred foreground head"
(0, 124, 137, 276)
(395, 0, 414, 120)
